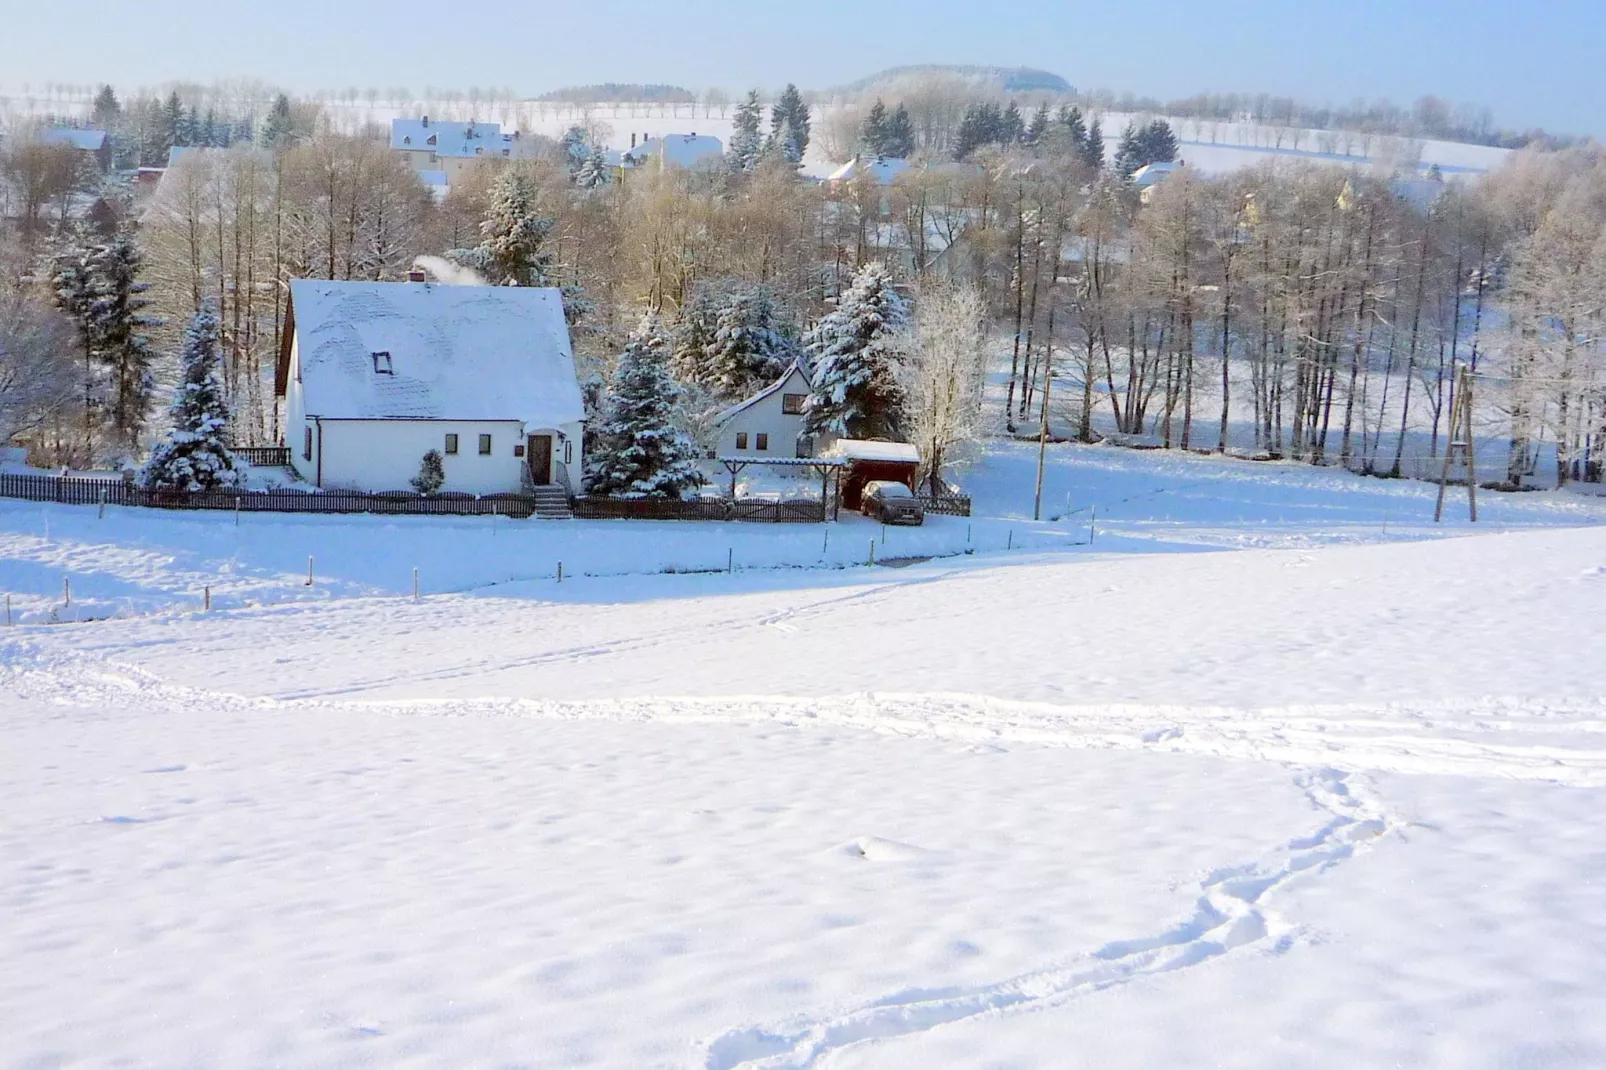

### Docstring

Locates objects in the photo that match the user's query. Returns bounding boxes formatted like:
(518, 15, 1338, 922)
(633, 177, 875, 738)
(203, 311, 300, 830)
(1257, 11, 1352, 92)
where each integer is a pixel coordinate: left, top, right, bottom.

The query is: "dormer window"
(371, 351, 393, 375)
(403, 136, 412, 145)
(427, 134, 438, 146)
(475, 147, 484, 156)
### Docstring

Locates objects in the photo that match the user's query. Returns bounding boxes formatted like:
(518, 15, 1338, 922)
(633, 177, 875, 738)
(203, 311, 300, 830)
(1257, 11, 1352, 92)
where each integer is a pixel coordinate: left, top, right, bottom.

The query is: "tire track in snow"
(702, 767, 1392, 1069)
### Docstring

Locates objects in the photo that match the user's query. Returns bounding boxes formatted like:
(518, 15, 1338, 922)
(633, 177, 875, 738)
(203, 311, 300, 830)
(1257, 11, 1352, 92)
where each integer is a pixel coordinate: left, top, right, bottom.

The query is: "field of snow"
(5, 442, 1606, 1067)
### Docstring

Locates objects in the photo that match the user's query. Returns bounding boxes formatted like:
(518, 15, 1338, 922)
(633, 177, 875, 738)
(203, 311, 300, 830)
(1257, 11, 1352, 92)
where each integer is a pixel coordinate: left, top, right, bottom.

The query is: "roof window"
(371, 351, 394, 375)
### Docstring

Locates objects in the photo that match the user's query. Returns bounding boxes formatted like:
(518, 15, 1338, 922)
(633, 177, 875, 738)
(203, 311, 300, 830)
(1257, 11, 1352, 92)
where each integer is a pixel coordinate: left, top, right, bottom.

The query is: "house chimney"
(422, 115, 430, 127)
(408, 268, 427, 283)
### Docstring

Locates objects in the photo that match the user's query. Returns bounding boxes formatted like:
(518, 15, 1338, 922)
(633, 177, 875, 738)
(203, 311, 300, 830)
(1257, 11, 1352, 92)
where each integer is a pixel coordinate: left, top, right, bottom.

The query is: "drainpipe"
(314, 417, 324, 488)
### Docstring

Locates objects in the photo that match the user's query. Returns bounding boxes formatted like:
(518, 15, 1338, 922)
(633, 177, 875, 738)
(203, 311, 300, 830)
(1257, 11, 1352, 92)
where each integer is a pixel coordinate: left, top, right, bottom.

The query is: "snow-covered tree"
(709, 287, 796, 399)
(90, 85, 121, 130)
(860, 100, 889, 156)
(768, 84, 811, 163)
(140, 302, 242, 492)
(883, 104, 915, 158)
(448, 170, 555, 287)
(575, 146, 611, 189)
(1082, 117, 1105, 171)
(584, 313, 706, 498)
(896, 283, 987, 494)
(729, 90, 764, 174)
(669, 288, 720, 386)
(410, 449, 445, 495)
(804, 261, 910, 441)
(90, 235, 160, 451)
(261, 94, 295, 148)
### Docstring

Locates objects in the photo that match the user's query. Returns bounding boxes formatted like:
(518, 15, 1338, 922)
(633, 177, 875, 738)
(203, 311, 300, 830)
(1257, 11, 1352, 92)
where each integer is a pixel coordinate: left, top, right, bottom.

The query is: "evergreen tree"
(90, 85, 121, 130)
(767, 84, 811, 163)
(448, 170, 555, 286)
(1141, 118, 1180, 164)
(804, 262, 910, 441)
(1082, 117, 1105, 170)
(584, 314, 706, 499)
(158, 91, 185, 156)
(953, 103, 990, 159)
(728, 90, 764, 174)
(860, 99, 889, 156)
(1000, 101, 1026, 144)
(670, 288, 720, 386)
(89, 235, 160, 451)
(261, 93, 295, 148)
(709, 287, 796, 399)
(1114, 121, 1143, 176)
(560, 125, 589, 176)
(140, 303, 242, 492)
(1057, 105, 1088, 154)
(575, 146, 611, 189)
(883, 104, 915, 158)
(1025, 103, 1050, 147)
(410, 449, 445, 495)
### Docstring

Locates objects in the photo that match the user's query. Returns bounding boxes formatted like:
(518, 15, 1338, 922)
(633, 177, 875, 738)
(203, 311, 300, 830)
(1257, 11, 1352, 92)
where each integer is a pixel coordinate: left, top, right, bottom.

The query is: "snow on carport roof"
(826, 440, 920, 463)
(286, 280, 584, 428)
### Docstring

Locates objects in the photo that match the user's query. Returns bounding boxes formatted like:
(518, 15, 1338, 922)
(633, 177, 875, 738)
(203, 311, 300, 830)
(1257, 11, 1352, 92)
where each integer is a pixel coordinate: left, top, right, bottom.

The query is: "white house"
(620, 134, 724, 172)
(275, 280, 585, 495)
(713, 363, 814, 459)
(826, 156, 912, 189)
(390, 118, 536, 184)
(1131, 161, 1183, 203)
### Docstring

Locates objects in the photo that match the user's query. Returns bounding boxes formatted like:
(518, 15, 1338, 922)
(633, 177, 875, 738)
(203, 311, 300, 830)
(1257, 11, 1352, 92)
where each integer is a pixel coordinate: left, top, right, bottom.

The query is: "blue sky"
(9, 0, 1600, 134)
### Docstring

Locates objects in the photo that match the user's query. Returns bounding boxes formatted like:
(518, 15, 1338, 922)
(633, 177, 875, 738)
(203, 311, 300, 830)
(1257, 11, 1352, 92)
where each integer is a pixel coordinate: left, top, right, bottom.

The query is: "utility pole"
(1435, 363, 1478, 523)
(1033, 351, 1054, 521)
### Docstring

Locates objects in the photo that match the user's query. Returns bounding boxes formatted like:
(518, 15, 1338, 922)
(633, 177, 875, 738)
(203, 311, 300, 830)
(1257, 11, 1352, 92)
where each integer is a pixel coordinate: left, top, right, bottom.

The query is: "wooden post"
(204, 586, 211, 612)
(556, 561, 563, 583)
(822, 528, 829, 554)
(1464, 370, 1478, 523)
(63, 578, 70, 607)
(1034, 355, 1053, 521)
(727, 548, 733, 574)
(305, 556, 314, 586)
(868, 540, 876, 566)
(413, 567, 420, 601)
(1435, 364, 1478, 524)
(235, 497, 242, 526)
(1090, 505, 1097, 545)
(98, 489, 106, 519)
(1007, 529, 1013, 551)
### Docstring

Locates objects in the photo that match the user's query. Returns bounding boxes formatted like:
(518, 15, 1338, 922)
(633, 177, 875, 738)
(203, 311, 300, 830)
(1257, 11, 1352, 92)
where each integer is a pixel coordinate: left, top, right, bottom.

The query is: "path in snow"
(704, 767, 1389, 1069)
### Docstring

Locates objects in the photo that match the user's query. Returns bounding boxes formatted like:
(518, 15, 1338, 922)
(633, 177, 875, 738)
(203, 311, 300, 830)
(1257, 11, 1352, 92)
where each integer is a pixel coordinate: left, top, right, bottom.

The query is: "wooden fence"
(233, 446, 293, 468)
(916, 495, 972, 517)
(0, 473, 830, 523)
(573, 496, 826, 523)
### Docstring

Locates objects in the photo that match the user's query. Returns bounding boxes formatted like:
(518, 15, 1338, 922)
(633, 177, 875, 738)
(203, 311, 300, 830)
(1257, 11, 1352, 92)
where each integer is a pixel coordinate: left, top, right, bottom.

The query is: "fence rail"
(573, 496, 826, 523)
(0, 473, 831, 523)
(916, 495, 972, 517)
(233, 446, 292, 468)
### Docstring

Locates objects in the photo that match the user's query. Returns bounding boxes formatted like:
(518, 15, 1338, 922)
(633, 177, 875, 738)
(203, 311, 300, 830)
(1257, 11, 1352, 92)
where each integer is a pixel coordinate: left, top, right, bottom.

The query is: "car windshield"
(871, 482, 913, 498)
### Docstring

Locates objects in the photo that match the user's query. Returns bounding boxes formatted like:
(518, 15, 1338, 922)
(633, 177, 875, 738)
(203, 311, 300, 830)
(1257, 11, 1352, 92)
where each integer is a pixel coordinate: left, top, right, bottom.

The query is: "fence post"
(1007, 529, 1013, 551)
(98, 489, 106, 519)
(727, 548, 733, 574)
(869, 540, 876, 566)
(63, 578, 70, 607)
(822, 527, 829, 555)
(413, 567, 420, 602)
(1089, 506, 1097, 545)
(305, 556, 314, 586)
(204, 586, 211, 612)
(556, 561, 563, 583)
(235, 497, 241, 526)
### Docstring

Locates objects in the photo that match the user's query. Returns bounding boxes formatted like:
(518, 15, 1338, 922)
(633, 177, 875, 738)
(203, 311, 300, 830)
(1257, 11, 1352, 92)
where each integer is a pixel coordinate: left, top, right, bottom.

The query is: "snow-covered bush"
(139, 302, 241, 493)
(585, 313, 706, 499)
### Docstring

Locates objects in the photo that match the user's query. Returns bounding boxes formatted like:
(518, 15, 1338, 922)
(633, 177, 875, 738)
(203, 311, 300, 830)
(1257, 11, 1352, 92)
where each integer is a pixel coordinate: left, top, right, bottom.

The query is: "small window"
(426, 134, 438, 146)
(514, 443, 525, 457)
(735, 432, 748, 450)
(444, 433, 459, 455)
(564, 441, 573, 464)
(781, 393, 807, 415)
(403, 135, 412, 146)
(475, 147, 484, 156)
(303, 426, 313, 461)
(756, 433, 769, 451)
(478, 433, 492, 455)
(371, 351, 393, 375)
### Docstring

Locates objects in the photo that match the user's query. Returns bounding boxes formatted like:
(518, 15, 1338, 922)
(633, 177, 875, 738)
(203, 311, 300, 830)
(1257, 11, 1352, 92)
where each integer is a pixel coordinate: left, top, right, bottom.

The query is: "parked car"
(861, 480, 925, 525)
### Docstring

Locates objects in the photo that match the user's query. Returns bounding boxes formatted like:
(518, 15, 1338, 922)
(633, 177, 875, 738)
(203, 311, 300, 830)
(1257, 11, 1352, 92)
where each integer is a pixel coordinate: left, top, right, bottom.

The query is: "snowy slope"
(4, 446, 1606, 1068)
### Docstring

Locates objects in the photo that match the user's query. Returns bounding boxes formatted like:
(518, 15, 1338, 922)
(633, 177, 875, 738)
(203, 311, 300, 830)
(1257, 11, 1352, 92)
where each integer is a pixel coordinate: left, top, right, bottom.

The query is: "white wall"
(716, 369, 813, 459)
(315, 420, 527, 495)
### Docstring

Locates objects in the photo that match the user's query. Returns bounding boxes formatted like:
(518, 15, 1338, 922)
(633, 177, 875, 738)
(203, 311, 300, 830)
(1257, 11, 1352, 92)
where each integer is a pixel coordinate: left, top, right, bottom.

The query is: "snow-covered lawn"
(4, 445, 1606, 1067)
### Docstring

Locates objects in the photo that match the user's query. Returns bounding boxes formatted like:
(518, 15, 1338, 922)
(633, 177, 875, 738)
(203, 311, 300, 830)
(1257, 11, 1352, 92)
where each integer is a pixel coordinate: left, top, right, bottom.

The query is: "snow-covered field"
(5, 442, 1606, 1067)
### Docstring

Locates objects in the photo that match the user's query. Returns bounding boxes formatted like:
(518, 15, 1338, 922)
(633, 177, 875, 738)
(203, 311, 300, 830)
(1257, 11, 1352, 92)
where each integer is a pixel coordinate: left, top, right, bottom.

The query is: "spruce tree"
(953, 104, 989, 159)
(884, 104, 915, 158)
(670, 288, 720, 387)
(91, 85, 121, 130)
(261, 94, 295, 148)
(411, 449, 445, 495)
(768, 84, 811, 162)
(448, 170, 555, 286)
(804, 262, 909, 441)
(584, 314, 706, 499)
(1141, 119, 1180, 164)
(1082, 117, 1105, 170)
(1057, 105, 1088, 155)
(1025, 103, 1050, 147)
(140, 303, 242, 492)
(728, 90, 764, 174)
(159, 92, 186, 154)
(1000, 101, 1026, 144)
(710, 287, 796, 400)
(575, 146, 610, 189)
(860, 100, 889, 156)
(90, 235, 161, 451)
(1114, 121, 1143, 176)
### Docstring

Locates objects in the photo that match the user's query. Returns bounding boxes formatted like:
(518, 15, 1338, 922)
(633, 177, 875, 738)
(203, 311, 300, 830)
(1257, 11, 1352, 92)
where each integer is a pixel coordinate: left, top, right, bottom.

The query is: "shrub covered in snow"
(805, 261, 910, 441)
(139, 303, 241, 493)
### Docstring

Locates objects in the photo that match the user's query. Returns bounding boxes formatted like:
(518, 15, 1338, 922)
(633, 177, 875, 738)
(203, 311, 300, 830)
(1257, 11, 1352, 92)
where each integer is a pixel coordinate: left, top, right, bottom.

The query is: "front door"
(527, 434, 553, 485)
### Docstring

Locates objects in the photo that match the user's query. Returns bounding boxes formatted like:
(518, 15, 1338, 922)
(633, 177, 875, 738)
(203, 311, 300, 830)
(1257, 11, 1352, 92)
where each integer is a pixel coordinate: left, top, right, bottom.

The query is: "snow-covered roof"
(621, 134, 724, 170)
(391, 118, 513, 159)
(1131, 161, 1181, 188)
(418, 169, 449, 187)
(167, 145, 203, 168)
(827, 156, 912, 186)
(826, 439, 920, 464)
(715, 364, 812, 426)
(282, 280, 584, 428)
(40, 128, 107, 151)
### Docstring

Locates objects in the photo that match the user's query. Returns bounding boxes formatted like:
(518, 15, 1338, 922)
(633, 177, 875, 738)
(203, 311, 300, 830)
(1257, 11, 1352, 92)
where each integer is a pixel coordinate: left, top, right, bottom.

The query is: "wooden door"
(528, 434, 553, 484)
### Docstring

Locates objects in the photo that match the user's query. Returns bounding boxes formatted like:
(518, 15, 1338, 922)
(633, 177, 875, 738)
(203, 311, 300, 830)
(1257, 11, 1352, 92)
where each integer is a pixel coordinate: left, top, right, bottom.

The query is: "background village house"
(713, 362, 814, 460)
(276, 278, 585, 500)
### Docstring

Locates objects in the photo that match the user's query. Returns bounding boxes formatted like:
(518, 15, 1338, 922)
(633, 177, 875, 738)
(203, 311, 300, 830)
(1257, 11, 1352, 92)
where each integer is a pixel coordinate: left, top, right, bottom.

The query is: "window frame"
(781, 393, 807, 416)
(756, 433, 769, 451)
(478, 433, 493, 455)
(444, 433, 459, 455)
(735, 432, 748, 450)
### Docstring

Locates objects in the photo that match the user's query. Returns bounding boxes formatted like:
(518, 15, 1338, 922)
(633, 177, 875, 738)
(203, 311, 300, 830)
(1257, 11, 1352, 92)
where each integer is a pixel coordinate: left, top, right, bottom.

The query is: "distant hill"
(838, 65, 1073, 95)
(535, 84, 696, 104)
